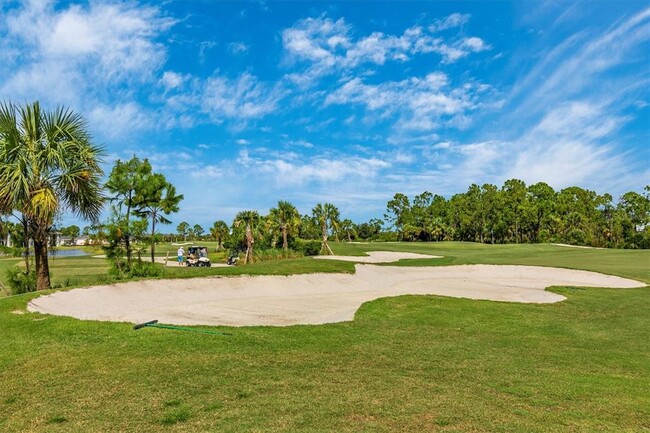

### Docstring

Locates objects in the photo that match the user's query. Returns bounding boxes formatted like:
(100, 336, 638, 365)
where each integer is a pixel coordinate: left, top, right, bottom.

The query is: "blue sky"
(1, 0, 648, 230)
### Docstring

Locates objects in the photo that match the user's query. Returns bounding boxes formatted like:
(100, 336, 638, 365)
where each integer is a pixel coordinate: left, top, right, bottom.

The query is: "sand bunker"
(314, 251, 441, 263)
(28, 261, 644, 327)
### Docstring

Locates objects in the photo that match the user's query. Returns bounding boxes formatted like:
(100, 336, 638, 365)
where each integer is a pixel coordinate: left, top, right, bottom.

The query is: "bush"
(292, 239, 322, 256)
(6, 267, 36, 294)
(537, 229, 552, 243)
(566, 229, 587, 246)
(129, 261, 164, 278)
(109, 260, 164, 279)
(0, 245, 22, 257)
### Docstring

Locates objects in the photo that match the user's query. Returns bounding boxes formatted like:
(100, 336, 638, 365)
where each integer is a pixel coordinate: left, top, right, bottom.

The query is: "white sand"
(314, 251, 441, 263)
(28, 255, 644, 327)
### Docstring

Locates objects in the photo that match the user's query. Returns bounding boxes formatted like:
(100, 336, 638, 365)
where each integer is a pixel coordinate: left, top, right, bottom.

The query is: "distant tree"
(339, 219, 356, 242)
(176, 221, 189, 241)
(312, 203, 339, 255)
(192, 224, 204, 240)
(385, 193, 411, 238)
(502, 179, 528, 243)
(210, 220, 229, 250)
(234, 210, 260, 264)
(133, 174, 183, 262)
(269, 201, 301, 252)
(357, 218, 383, 240)
(0, 101, 104, 290)
(527, 182, 556, 242)
(105, 157, 153, 263)
(299, 214, 320, 239)
(62, 225, 81, 244)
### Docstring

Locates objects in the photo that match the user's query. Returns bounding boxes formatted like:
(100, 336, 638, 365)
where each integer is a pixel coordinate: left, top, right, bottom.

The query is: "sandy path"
(28, 261, 644, 327)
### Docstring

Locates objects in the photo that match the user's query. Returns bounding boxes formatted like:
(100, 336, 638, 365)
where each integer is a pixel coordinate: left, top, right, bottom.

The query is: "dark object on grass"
(226, 254, 239, 265)
(132, 320, 232, 336)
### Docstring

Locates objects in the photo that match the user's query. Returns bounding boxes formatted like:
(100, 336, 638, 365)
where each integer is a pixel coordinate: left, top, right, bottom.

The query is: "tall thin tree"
(133, 174, 183, 263)
(312, 203, 339, 255)
(234, 210, 260, 264)
(269, 200, 300, 253)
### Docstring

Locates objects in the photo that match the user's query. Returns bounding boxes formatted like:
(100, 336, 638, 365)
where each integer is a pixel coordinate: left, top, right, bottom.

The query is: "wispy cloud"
(1, 0, 174, 103)
(228, 42, 249, 55)
(325, 72, 491, 131)
(282, 14, 489, 86)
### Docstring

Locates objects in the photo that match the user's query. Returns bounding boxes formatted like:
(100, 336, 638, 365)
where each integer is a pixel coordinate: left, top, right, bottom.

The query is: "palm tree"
(210, 220, 229, 250)
(234, 210, 260, 264)
(0, 101, 104, 290)
(176, 221, 189, 241)
(269, 200, 300, 253)
(312, 203, 339, 255)
(339, 218, 356, 242)
(133, 174, 183, 263)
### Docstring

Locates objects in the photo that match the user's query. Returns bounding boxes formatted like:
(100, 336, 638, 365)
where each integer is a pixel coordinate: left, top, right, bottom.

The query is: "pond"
(49, 249, 88, 257)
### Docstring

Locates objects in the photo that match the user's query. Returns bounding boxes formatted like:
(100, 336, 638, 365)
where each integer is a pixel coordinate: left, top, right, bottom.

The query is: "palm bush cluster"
(224, 201, 338, 264)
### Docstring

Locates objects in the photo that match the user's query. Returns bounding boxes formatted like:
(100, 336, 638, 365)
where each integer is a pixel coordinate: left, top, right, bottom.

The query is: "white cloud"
(460, 37, 489, 52)
(260, 157, 390, 185)
(429, 13, 471, 32)
(325, 73, 488, 131)
(88, 103, 154, 139)
(228, 42, 249, 54)
(507, 7, 650, 122)
(282, 14, 489, 85)
(160, 71, 188, 90)
(201, 72, 283, 122)
(288, 140, 315, 148)
(0, 0, 175, 137)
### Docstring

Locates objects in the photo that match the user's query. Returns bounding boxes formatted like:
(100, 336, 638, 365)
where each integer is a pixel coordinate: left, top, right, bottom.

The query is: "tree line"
(384, 181, 650, 248)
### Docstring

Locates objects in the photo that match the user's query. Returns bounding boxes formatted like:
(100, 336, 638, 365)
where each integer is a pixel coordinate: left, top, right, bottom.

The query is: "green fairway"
(0, 243, 649, 432)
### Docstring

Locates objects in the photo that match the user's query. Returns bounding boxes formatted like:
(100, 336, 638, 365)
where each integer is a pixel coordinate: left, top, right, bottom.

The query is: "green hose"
(133, 320, 232, 336)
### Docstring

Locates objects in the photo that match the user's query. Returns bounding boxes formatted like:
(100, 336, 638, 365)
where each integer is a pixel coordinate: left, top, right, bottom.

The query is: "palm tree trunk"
(245, 223, 254, 264)
(150, 218, 156, 263)
(321, 223, 333, 255)
(125, 197, 132, 264)
(282, 226, 288, 252)
(21, 215, 30, 274)
(33, 227, 51, 290)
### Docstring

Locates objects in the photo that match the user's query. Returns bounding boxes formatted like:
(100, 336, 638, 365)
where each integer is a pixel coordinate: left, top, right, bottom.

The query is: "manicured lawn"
(0, 243, 648, 432)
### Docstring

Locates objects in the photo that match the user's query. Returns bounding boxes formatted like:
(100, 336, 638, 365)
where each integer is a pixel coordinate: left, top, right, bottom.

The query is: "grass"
(0, 257, 21, 296)
(0, 242, 648, 431)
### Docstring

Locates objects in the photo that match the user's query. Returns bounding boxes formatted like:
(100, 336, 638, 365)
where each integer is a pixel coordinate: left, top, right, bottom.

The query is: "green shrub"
(567, 229, 587, 246)
(108, 260, 164, 279)
(0, 245, 22, 257)
(6, 267, 36, 295)
(128, 261, 164, 278)
(292, 239, 322, 256)
(538, 229, 552, 243)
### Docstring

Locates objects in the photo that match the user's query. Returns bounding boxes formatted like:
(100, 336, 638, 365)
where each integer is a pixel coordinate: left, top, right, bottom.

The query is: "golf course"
(1, 1, 649, 431)
(1, 242, 649, 432)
